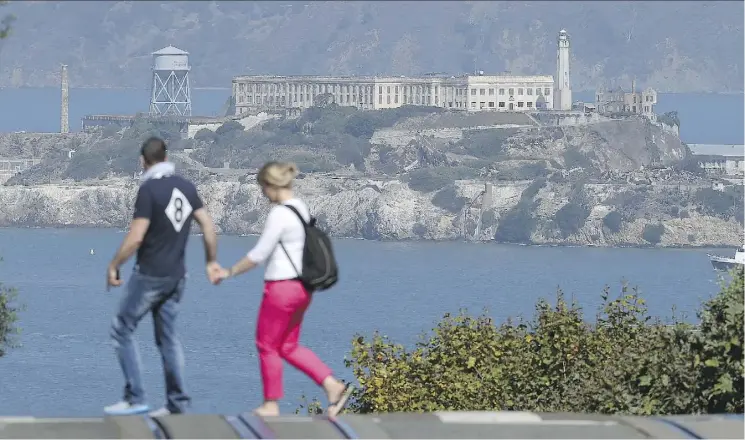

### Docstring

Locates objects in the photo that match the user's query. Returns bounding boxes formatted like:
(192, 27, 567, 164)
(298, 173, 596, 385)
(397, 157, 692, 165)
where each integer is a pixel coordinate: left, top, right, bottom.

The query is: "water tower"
(149, 45, 192, 117)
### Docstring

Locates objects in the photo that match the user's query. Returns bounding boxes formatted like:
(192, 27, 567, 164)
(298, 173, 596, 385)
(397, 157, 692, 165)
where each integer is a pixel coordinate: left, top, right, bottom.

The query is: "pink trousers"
(256, 280, 333, 401)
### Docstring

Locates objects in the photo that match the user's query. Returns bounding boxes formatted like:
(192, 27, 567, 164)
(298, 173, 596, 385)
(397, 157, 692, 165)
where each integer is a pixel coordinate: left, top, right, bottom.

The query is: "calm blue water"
(0, 228, 729, 417)
(0, 88, 742, 144)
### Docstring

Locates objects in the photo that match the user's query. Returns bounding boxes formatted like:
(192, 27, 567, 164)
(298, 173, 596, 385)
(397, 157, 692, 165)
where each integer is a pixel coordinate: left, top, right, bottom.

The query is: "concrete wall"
(186, 112, 279, 139)
(530, 111, 612, 127)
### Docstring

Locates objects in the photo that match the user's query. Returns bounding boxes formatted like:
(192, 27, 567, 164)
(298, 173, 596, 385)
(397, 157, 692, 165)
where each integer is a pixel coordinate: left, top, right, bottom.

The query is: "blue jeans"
(110, 268, 190, 413)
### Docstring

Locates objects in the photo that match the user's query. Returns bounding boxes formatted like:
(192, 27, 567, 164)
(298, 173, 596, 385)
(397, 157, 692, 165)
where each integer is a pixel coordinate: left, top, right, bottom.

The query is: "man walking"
(104, 137, 221, 416)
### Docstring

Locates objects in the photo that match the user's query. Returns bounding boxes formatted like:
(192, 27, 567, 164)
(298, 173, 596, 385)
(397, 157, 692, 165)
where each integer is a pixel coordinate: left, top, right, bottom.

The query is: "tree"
(0, 1, 13, 40)
(691, 267, 744, 413)
(0, 257, 20, 358)
(0, 5, 20, 359)
(298, 268, 744, 416)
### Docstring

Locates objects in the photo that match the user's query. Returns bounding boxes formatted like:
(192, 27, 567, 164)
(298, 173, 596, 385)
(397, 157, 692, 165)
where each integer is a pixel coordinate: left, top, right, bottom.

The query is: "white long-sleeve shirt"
(246, 198, 310, 281)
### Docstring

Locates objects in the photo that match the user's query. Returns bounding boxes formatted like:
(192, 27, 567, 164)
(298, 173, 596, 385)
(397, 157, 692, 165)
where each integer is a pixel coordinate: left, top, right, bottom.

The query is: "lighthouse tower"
(554, 29, 572, 111)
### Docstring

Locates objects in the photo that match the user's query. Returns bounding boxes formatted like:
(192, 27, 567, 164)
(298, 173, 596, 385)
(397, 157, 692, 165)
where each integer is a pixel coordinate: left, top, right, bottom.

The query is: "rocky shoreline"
(0, 175, 740, 249)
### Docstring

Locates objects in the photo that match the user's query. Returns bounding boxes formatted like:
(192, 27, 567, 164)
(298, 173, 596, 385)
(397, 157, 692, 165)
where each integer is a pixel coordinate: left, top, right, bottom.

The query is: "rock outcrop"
(0, 174, 740, 248)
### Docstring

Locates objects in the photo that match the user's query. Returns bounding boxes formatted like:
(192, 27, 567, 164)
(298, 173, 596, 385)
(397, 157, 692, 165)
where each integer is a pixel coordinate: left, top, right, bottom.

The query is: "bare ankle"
(322, 377, 344, 400)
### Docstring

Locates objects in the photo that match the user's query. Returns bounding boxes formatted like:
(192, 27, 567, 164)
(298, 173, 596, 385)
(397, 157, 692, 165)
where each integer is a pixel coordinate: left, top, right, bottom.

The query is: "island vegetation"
(297, 268, 744, 416)
(4, 100, 742, 247)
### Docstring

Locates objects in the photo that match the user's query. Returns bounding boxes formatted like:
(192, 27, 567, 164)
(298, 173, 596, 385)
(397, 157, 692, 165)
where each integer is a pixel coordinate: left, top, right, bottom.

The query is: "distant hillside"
(0, 1, 742, 92)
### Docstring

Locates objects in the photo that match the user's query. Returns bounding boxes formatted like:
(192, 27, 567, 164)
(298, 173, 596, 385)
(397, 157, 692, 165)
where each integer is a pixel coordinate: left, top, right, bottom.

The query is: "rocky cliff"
(0, 173, 740, 248)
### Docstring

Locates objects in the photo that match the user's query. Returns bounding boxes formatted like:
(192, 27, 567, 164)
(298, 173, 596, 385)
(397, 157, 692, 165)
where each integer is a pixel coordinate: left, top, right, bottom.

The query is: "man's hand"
(106, 265, 122, 291)
(206, 261, 228, 285)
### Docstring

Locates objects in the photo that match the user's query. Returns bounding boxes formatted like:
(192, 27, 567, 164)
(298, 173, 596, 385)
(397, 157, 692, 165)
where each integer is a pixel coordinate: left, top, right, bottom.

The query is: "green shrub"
(412, 223, 427, 237)
(691, 267, 744, 413)
(603, 211, 623, 232)
(658, 111, 681, 128)
(563, 148, 594, 169)
(642, 223, 665, 244)
(215, 120, 244, 136)
(494, 205, 535, 243)
(432, 184, 468, 213)
(554, 202, 591, 238)
(0, 257, 21, 357)
(454, 128, 517, 160)
(495, 162, 549, 181)
(406, 166, 478, 193)
(194, 128, 218, 143)
(695, 187, 743, 220)
(297, 269, 743, 416)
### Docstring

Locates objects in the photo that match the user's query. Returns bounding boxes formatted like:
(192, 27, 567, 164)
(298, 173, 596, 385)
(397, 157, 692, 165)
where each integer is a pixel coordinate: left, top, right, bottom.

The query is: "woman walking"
(215, 161, 353, 417)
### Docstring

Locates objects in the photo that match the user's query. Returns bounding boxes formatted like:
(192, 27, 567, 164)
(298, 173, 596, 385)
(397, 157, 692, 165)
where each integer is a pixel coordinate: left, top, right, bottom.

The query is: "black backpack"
(279, 204, 339, 291)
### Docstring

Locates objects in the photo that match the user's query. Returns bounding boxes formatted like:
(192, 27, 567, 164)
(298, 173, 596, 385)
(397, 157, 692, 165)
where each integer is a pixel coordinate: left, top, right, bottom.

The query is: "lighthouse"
(554, 29, 572, 111)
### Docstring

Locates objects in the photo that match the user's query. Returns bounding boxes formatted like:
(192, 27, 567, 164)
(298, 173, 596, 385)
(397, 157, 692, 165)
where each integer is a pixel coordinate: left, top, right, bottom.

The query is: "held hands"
(106, 264, 122, 291)
(206, 261, 231, 285)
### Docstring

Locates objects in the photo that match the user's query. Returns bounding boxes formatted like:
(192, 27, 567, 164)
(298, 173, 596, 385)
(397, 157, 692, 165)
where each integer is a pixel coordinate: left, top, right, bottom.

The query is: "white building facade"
(231, 74, 555, 115)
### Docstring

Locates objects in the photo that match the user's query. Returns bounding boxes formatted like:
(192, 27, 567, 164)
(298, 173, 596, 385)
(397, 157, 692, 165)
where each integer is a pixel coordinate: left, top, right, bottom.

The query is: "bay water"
(0, 228, 729, 416)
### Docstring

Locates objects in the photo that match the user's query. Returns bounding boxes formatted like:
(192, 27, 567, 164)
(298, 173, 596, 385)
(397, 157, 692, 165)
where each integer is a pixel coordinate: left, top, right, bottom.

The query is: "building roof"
(152, 45, 189, 56)
(688, 144, 745, 158)
(232, 74, 554, 83)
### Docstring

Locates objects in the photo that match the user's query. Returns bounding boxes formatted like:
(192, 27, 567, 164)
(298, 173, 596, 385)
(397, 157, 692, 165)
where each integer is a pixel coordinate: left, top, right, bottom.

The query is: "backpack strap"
(278, 204, 307, 279)
(282, 204, 308, 226)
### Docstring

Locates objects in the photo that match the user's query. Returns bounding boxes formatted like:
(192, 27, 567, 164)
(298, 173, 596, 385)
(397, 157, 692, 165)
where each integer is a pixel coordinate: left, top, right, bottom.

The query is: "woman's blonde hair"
(257, 161, 299, 188)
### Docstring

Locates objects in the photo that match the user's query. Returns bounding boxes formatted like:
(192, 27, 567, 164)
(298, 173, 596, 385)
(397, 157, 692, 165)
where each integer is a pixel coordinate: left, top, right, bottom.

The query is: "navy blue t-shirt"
(133, 175, 203, 278)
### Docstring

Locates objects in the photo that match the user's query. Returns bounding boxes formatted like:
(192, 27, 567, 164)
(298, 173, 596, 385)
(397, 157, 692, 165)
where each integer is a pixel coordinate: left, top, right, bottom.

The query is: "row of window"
(237, 92, 547, 111)
(236, 83, 553, 98)
(237, 83, 376, 94)
(470, 87, 551, 96)
(470, 101, 537, 109)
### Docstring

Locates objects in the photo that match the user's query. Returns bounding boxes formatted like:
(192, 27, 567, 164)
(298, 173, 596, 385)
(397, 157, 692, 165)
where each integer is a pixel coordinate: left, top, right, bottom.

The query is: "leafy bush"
(492, 180, 546, 244)
(603, 211, 623, 232)
(299, 268, 743, 416)
(642, 223, 665, 244)
(452, 128, 518, 160)
(658, 111, 681, 128)
(563, 148, 594, 170)
(691, 269, 744, 413)
(494, 205, 535, 243)
(432, 184, 468, 213)
(0, 257, 20, 357)
(215, 120, 244, 136)
(194, 128, 218, 143)
(695, 187, 743, 220)
(412, 223, 427, 237)
(495, 162, 550, 181)
(554, 202, 591, 238)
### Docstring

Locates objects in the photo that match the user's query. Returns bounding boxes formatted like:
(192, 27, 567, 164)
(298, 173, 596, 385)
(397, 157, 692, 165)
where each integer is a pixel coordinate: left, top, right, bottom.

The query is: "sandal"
(326, 384, 355, 418)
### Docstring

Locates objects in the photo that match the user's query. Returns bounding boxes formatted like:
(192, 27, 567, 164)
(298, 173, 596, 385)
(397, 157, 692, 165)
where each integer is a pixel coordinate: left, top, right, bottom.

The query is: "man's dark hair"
(140, 137, 168, 165)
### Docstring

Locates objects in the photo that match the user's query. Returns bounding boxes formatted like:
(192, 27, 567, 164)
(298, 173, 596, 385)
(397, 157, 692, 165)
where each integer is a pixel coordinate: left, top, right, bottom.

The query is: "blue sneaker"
(104, 401, 150, 415)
